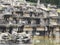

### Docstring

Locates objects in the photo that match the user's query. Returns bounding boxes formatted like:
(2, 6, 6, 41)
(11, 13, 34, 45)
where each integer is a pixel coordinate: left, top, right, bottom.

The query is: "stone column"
(37, 0, 40, 7)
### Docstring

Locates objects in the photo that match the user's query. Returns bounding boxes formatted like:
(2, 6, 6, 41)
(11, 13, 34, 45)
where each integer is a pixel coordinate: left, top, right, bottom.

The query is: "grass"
(57, 9, 60, 13)
(48, 8, 60, 13)
(32, 36, 60, 45)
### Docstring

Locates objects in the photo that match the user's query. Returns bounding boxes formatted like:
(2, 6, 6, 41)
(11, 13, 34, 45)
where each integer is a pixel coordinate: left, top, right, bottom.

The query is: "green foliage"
(26, 0, 37, 3)
(26, 0, 60, 5)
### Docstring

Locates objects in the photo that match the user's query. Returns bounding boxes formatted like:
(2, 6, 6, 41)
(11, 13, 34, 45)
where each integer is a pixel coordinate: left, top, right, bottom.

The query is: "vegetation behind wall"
(26, 0, 60, 7)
